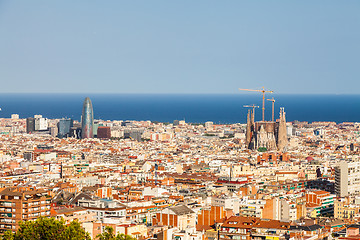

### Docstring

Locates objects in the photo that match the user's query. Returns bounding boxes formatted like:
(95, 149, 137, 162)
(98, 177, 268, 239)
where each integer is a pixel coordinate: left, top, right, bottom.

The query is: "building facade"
(97, 126, 111, 139)
(155, 205, 196, 231)
(58, 118, 73, 138)
(34, 117, 48, 131)
(26, 117, 35, 133)
(219, 216, 290, 240)
(81, 97, 94, 139)
(246, 108, 288, 151)
(0, 187, 51, 233)
(334, 197, 360, 219)
(305, 190, 335, 217)
(335, 160, 360, 197)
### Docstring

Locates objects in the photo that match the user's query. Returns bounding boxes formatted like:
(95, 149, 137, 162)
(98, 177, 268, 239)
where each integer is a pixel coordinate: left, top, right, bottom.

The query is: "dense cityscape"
(1, 0, 359, 239)
(0, 96, 359, 239)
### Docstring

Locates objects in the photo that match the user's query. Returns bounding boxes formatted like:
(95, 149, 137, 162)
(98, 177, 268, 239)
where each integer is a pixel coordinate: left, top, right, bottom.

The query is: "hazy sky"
(0, 1, 359, 94)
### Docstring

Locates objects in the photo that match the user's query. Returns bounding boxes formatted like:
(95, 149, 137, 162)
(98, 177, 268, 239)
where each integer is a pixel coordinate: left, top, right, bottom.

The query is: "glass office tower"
(81, 97, 94, 139)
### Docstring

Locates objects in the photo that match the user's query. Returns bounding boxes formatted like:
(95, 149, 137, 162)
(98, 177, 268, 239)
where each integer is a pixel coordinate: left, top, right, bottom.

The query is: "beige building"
(155, 205, 196, 231)
(334, 198, 360, 219)
(51, 206, 96, 225)
(335, 160, 360, 197)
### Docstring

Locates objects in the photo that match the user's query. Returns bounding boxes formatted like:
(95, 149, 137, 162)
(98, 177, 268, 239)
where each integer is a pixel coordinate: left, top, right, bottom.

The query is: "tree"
(1, 217, 90, 240)
(96, 227, 137, 240)
(1, 231, 14, 240)
(97, 226, 116, 240)
(257, 147, 267, 152)
(116, 233, 137, 240)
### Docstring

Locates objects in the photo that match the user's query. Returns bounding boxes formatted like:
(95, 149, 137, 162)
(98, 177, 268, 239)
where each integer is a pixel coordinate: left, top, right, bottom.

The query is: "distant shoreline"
(0, 93, 359, 123)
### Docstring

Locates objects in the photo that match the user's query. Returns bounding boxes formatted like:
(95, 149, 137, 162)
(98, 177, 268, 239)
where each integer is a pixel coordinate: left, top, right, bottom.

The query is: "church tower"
(277, 107, 288, 151)
(245, 110, 252, 148)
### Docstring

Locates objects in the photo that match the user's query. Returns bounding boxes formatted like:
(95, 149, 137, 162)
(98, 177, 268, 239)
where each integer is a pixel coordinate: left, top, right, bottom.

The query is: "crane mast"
(239, 87, 274, 122)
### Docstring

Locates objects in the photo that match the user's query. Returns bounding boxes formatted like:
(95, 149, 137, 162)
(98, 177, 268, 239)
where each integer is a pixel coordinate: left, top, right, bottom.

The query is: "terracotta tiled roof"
(223, 216, 290, 230)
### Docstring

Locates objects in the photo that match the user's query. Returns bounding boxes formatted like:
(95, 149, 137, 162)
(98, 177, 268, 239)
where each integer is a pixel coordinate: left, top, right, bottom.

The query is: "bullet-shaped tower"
(81, 97, 94, 139)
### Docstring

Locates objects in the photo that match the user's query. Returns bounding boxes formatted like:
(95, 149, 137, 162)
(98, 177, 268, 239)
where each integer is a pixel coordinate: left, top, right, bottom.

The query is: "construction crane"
(243, 105, 259, 119)
(266, 98, 276, 122)
(239, 87, 274, 122)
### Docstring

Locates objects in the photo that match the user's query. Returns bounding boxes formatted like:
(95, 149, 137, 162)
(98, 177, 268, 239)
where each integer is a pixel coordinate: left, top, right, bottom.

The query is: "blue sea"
(0, 93, 359, 124)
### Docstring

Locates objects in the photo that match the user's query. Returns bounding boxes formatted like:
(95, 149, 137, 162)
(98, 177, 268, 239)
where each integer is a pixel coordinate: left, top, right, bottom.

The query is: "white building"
(335, 160, 360, 197)
(274, 198, 297, 221)
(35, 117, 48, 131)
(11, 114, 19, 119)
(78, 199, 127, 220)
(212, 195, 240, 214)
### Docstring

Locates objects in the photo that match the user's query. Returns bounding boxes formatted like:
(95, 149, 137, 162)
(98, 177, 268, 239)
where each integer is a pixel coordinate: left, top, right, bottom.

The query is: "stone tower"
(245, 110, 252, 148)
(277, 107, 288, 151)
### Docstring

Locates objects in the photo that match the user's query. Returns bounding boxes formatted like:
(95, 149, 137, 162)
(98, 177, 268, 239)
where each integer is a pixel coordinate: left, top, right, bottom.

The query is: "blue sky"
(0, 1, 359, 94)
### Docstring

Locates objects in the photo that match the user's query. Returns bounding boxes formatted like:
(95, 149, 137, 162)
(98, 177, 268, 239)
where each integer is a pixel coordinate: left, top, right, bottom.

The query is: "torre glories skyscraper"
(81, 97, 94, 139)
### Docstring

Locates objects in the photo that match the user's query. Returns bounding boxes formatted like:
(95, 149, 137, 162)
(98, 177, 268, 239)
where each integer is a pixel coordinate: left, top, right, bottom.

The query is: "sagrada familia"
(245, 107, 288, 152)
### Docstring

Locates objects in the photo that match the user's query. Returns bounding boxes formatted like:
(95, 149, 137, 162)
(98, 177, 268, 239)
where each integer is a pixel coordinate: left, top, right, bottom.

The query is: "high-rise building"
(97, 126, 111, 139)
(335, 160, 360, 197)
(26, 117, 35, 133)
(57, 118, 73, 138)
(93, 123, 99, 137)
(34, 117, 48, 131)
(49, 127, 58, 137)
(81, 97, 94, 139)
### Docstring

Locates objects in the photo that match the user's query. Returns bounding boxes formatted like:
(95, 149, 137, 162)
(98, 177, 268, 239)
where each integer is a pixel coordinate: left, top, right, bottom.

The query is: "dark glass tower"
(58, 118, 73, 138)
(81, 97, 94, 139)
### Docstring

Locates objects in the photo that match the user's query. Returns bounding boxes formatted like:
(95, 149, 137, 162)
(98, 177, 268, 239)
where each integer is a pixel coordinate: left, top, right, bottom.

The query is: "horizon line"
(0, 92, 358, 95)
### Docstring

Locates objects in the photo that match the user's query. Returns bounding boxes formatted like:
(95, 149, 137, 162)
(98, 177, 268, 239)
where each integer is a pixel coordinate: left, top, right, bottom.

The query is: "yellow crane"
(266, 98, 276, 122)
(239, 87, 274, 122)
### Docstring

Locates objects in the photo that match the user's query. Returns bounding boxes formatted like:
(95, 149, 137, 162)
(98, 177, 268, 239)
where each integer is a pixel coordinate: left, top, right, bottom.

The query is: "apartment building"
(335, 160, 360, 197)
(212, 195, 240, 214)
(262, 197, 301, 221)
(197, 206, 225, 227)
(155, 205, 196, 231)
(239, 199, 265, 218)
(0, 187, 51, 232)
(78, 199, 126, 221)
(51, 206, 96, 225)
(219, 216, 290, 240)
(306, 190, 335, 217)
(334, 197, 360, 219)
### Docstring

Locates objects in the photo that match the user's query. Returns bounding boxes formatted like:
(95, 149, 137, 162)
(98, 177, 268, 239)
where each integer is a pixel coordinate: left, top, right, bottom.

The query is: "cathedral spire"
(246, 110, 252, 148)
(277, 107, 288, 152)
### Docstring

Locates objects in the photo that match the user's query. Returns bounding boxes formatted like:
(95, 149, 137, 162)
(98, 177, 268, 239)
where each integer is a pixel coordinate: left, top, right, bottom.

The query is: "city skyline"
(0, 1, 359, 94)
(1, 1, 360, 238)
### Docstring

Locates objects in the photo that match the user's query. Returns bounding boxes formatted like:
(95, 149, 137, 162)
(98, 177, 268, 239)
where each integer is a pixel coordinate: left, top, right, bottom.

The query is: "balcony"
(0, 213, 12, 218)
